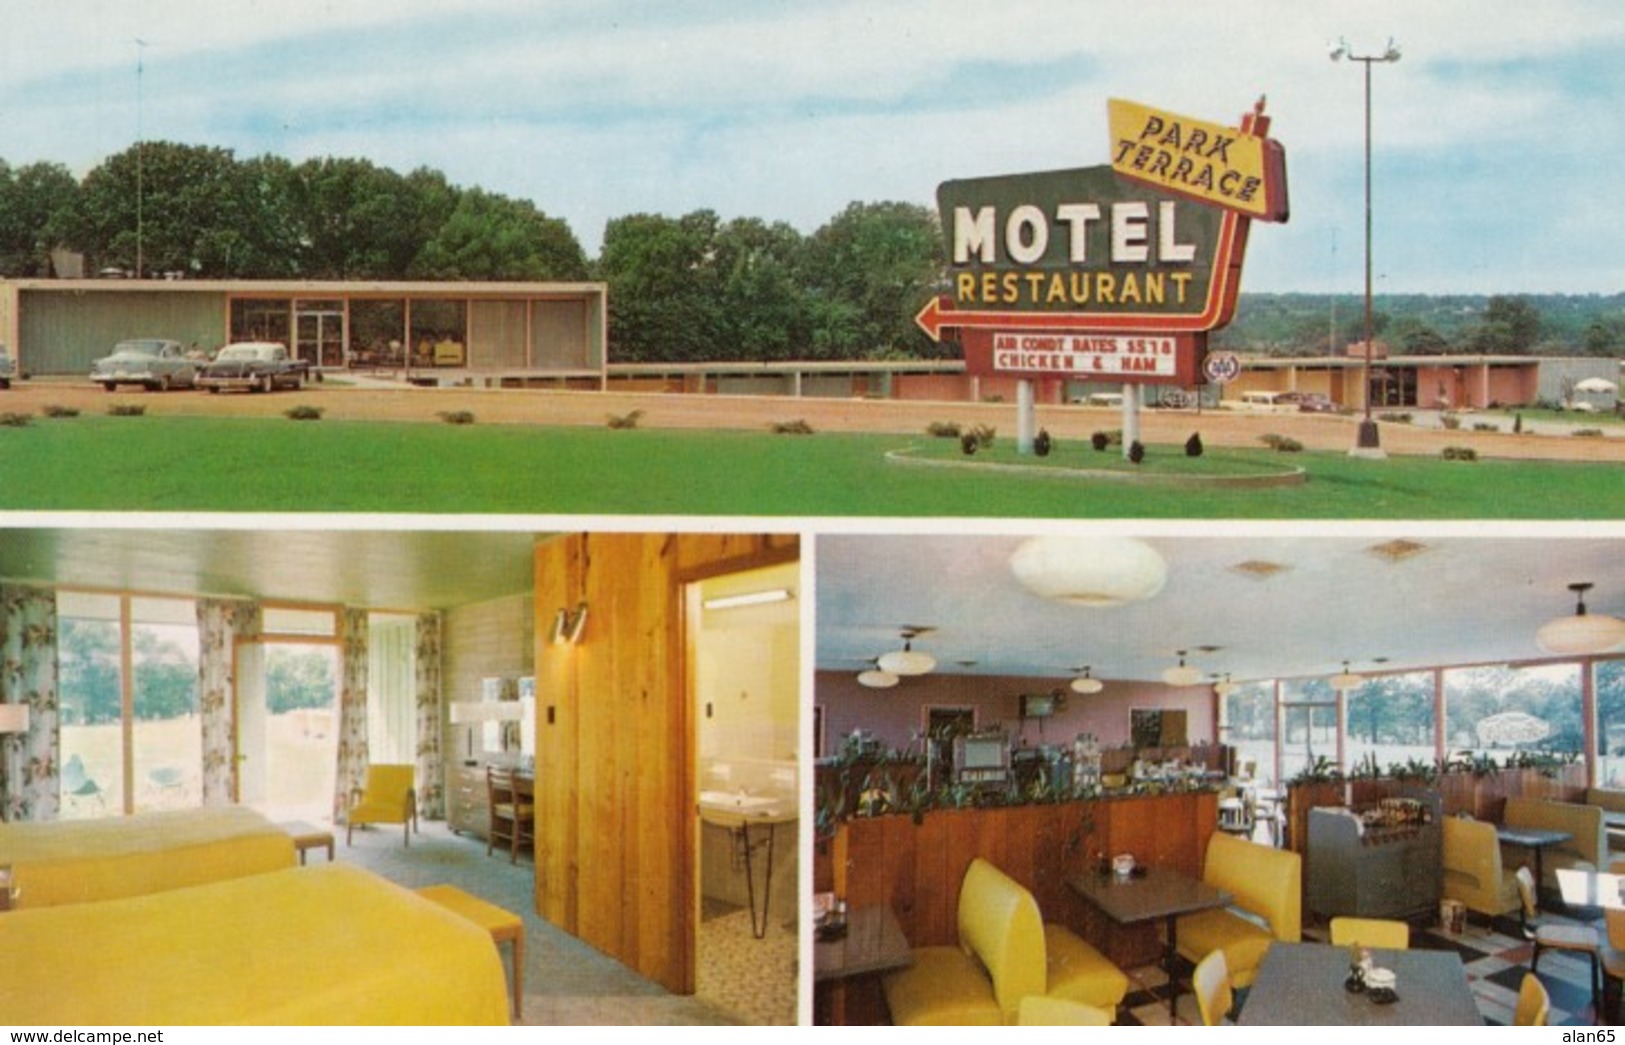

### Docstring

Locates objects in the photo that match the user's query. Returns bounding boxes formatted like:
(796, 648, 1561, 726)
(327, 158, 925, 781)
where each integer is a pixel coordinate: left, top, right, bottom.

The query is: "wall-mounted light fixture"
(551, 602, 590, 645)
(703, 588, 794, 611)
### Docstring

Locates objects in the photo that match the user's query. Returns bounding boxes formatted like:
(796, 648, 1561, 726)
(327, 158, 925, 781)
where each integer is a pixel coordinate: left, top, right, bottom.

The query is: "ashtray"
(1368, 987, 1399, 1005)
(816, 921, 848, 942)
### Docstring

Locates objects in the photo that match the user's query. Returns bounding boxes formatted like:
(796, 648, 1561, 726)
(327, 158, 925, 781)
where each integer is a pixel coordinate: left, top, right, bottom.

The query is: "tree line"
(0, 142, 1618, 362)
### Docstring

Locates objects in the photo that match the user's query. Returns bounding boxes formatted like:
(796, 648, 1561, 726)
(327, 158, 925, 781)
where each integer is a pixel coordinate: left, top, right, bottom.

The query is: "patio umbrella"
(1575, 377, 1617, 394)
(1475, 710, 1550, 747)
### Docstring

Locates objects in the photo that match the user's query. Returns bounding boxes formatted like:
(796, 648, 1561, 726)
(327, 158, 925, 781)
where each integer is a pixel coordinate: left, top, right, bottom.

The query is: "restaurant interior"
(811, 531, 1625, 1027)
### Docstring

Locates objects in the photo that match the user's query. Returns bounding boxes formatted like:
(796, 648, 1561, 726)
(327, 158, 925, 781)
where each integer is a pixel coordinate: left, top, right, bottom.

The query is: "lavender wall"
(815, 670, 1217, 756)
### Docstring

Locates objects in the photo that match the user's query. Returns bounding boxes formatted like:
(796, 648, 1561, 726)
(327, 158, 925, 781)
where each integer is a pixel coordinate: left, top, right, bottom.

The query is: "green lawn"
(1, 415, 1621, 518)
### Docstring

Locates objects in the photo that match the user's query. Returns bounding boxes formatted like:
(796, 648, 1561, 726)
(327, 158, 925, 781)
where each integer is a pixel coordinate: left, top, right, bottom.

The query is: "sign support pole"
(1121, 383, 1140, 461)
(1016, 379, 1035, 455)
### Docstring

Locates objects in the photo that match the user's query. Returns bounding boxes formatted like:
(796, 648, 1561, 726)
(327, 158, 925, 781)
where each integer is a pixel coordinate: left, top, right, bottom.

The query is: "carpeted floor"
(335, 821, 795, 1025)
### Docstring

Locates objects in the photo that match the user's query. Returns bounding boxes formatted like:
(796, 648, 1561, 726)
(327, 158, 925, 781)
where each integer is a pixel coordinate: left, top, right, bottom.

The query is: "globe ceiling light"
(1537, 582, 1625, 655)
(1161, 650, 1203, 687)
(877, 630, 936, 677)
(1070, 666, 1104, 695)
(1213, 675, 1238, 698)
(1008, 536, 1168, 607)
(856, 668, 900, 690)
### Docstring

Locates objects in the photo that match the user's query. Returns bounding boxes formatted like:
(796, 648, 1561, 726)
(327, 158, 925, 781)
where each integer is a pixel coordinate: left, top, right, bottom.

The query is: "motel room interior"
(0, 527, 800, 1026)
(812, 532, 1625, 1027)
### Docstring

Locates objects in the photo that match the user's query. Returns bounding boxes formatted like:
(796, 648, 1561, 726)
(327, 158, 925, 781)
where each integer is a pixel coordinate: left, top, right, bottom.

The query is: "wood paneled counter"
(819, 790, 1218, 975)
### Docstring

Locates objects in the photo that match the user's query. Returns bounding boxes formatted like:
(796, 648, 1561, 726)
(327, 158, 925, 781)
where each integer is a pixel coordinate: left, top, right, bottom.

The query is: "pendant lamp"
(857, 667, 900, 689)
(1329, 661, 1365, 690)
(1162, 650, 1202, 687)
(877, 630, 936, 676)
(1009, 536, 1167, 606)
(1070, 666, 1104, 695)
(1537, 582, 1625, 655)
(1213, 675, 1238, 698)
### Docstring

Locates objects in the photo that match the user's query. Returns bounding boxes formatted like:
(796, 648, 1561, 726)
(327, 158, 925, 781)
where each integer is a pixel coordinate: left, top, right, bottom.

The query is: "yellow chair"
(1328, 916, 1410, 950)
(346, 764, 418, 847)
(1515, 972, 1550, 1026)
(1599, 907, 1625, 1024)
(1016, 996, 1112, 1026)
(1176, 832, 1301, 989)
(486, 766, 535, 864)
(1517, 865, 1600, 1017)
(1442, 816, 1521, 922)
(1193, 948, 1234, 1026)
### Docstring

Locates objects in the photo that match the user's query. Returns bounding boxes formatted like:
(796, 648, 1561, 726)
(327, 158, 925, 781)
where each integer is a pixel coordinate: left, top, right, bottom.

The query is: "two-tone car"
(197, 341, 308, 393)
(90, 338, 197, 391)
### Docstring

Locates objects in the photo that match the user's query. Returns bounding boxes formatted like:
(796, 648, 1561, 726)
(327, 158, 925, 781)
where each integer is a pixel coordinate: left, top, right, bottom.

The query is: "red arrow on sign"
(915, 296, 1222, 342)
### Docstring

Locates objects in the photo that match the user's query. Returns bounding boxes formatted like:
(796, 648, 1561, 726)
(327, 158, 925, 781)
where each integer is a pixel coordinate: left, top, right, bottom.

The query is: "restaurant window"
(229, 297, 293, 345)
(408, 299, 468, 367)
(1443, 663, 1583, 762)
(349, 299, 406, 368)
(1595, 660, 1625, 786)
(1344, 671, 1436, 776)
(1221, 681, 1276, 786)
(1279, 677, 1337, 784)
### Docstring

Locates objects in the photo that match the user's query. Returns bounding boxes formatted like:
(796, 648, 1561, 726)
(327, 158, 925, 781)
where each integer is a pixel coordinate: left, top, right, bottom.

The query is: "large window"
(1595, 660, 1625, 786)
(1221, 681, 1277, 786)
(1444, 663, 1583, 761)
(57, 593, 199, 818)
(1344, 671, 1436, 775)
(1279, 678, 1337, 783)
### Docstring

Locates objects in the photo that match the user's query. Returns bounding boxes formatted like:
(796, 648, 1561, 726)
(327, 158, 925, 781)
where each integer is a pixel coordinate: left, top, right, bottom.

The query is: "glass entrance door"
(294, 301, 345, 369)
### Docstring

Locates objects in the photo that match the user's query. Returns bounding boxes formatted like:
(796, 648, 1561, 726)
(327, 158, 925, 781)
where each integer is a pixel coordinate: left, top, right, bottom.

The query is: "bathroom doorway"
(687, 559, 800, 1025)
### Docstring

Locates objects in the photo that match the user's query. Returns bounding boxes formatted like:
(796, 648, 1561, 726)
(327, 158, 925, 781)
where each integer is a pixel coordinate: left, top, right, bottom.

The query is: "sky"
(1, 0, 1622, 295)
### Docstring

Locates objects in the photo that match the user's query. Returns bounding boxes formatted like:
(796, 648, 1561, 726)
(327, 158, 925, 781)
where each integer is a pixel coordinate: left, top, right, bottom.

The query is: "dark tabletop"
(1065, 865, 1232, 925)
(1238, 942, 1483, 1026)
(1496, 826, 1572, 848)
(813, 904, 913, 983)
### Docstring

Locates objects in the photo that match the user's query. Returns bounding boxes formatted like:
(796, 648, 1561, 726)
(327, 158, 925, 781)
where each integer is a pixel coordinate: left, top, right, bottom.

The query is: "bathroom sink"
(698, 790, 795, 826)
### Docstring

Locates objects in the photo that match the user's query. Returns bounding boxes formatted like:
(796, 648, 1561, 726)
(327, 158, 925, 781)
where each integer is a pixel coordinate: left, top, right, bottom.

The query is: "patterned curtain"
(0, 586, 58, 822)
(414, 612, 445, 820)
(333, 608, 370, 823)
(196, 599, 260, 807)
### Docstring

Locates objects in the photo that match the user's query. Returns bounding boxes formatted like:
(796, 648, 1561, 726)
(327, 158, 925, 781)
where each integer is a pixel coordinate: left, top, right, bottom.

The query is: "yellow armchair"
(1442, 815, 1520, 921)
(346, 764, 418, 847)
(1175, 831, 1301, 988)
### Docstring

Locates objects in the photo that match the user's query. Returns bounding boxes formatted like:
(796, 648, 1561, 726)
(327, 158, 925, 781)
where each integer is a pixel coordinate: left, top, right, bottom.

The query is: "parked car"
(197, 341, 309, 393)
(1297, 393, 1340, 413)
(90, 338, 196, 391)
(0, 345, 15, 389)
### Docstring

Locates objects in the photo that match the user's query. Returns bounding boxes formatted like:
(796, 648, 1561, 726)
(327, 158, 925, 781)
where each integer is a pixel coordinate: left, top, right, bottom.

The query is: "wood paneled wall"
(533, 532, 798, 994)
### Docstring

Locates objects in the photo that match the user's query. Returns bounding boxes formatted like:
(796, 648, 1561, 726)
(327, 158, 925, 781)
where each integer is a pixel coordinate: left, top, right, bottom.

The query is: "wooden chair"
(1517, 865, 1601, 1017)
(1328, 916, 1410, 950)
(346, 763, 417, 847)
(1515, 972, 1550, 1026)
(487, 766, 535, 864)
(1193, 948, 1234, 1026)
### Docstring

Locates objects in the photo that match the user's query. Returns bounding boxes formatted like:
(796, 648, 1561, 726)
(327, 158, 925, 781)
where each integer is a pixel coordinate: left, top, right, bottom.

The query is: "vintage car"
(1297, 393, 1341, 413)
(0, 345, 15, 389)
(90, 338, 197, 391)
(197, 341, 308, 393)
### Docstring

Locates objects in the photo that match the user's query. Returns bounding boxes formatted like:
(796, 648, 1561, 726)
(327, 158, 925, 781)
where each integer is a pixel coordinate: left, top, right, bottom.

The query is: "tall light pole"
(135, 37, 150, 280)
(1330, 36, 1400, 457)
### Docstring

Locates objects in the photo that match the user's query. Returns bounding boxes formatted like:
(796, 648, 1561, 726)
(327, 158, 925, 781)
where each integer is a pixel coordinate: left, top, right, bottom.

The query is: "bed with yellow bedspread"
(0, 863, 511, 1025)
(0, 806, 296, 908)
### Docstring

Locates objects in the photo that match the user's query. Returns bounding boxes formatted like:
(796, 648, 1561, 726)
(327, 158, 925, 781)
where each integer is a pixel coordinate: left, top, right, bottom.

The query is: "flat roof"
(3, 277, 606, 298)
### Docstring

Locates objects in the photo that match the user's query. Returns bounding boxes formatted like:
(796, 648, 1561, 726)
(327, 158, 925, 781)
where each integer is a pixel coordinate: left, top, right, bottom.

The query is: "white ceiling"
(0, 528, 541, 611)
(815, 533, 1625, 685)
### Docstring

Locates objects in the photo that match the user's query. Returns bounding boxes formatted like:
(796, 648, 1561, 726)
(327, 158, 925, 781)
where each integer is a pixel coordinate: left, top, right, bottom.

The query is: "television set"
(1020, 693, 1056, 718)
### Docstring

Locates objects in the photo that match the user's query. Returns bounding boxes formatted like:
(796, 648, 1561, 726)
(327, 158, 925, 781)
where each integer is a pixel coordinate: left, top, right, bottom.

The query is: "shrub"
(0, 411, 32, 428)
(1260, 433, 1303, 453)
(968, 423, 996, 449)
(1513, 413, 1524, 434)
(1573, 428, 1605, 438)
(1442, 446, 1478, 461)
(770, 419, 814, 435)
(1377, 412, 1413, 424)
(960, 433, 978, 455)
(108, 403, 146, 417)
(1185, 432, 1204, 458)
(1439, 413, 1461, 430)
(40, 404, 79, 419)
(606, 409, 644, 430)
(1033, 429, 1052, 457)
(1127, 440, 1145, 464)
(925, 421, 962, 438)
(284, 404, 324, 421)
(1472, 422, 1499, 432)
(1090, 431, 1110, 452)
(436, 410, 476, 425)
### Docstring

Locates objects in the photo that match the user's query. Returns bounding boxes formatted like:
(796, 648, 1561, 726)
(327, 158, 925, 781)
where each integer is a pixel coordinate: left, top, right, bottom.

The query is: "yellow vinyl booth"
(1442, 815, 1521, 921)
(1175, 832, 1302, 988)
(883, 857, 1128, 1025)
(346, 764, 419, 847)
(1503, 797, 1606, 891)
